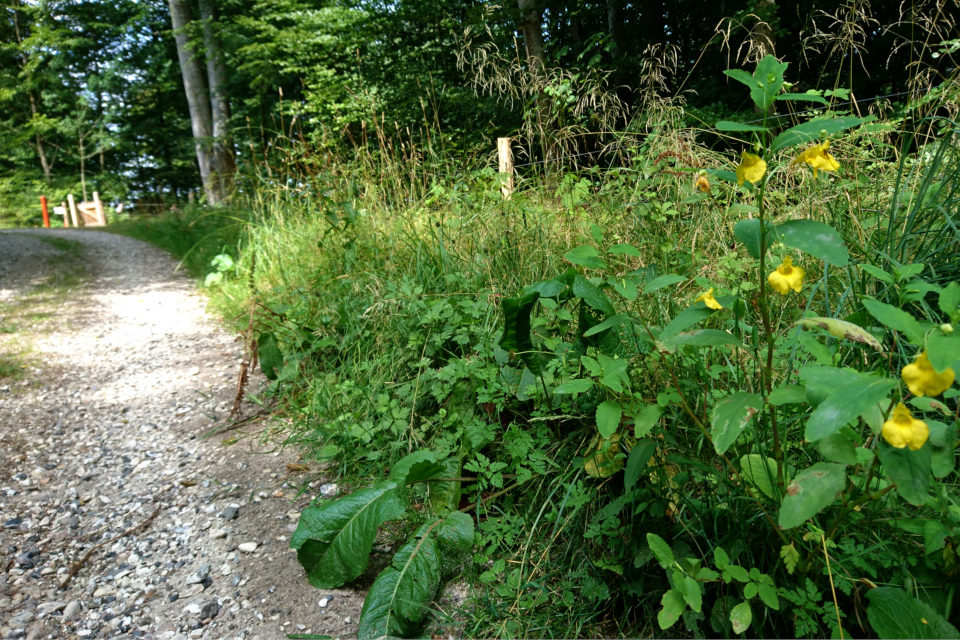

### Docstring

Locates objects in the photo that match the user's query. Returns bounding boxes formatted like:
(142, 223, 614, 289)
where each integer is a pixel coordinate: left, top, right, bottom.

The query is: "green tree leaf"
(770, 116, 872, 154)
(804, 377, 895, 442)
(291, 481, 405, 588)
(730, 601, 753, 634)
(596, 400, 622, 438)
(861, 297, 926, 345)
(258, 332, 283, 381)
(795, 317, 884, 352)
(866, 587, 960, 639)
(878, 441, 932, 506)
(711, 392, 763, 454)
(658, 589, 686, 629)
(564, 245, 607, 270)
(775, 220, 849, 266)
(778, 463, 846, 529)
(624, 438, 656, 490)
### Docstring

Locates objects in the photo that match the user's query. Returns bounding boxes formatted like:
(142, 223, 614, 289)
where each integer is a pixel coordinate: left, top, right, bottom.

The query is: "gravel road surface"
(0, 230, 364, 640)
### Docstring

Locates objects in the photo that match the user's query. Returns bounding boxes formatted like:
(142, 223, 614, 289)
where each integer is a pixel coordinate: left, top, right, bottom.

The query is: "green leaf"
(660, 306, 715, 343)
(711, 393, 763, 454)
(291, 481, 405, 589)
(928, 420, 957, 479)
(815, 431, 859, 465)
(716, 120, 770, 132)
(597, 353, 629, 392)
(724, 55, 788, 112)
(768, 385, 808, 406)
(647, 533, 675, 569)
(608, 243, 641, 257)
(722, 68, 757, 91)
(564, 245, 607, 270)
(681, 575, 703, 613)
(740, 455, 778, 499)
(596, 400, 623, 438)
(664, 329, 744, 350)
(757, 583, 779, 610)
(643, 274, 686, 294)
(573, 274, 615, 316)
(799, 366, 863, 406)
(633, 404, 663, 438)
(926, 332, 960, 373)
(428, 457, 462, 516)
(726, 565, 750, 583)
(658, 589, 686, 629)
(583, 313, 632, 337)
(861, 298, 926, 346)
(804, 377, 896, 442)
(714, 547, 730, 570)
(878, 440, 932, 506)
(357, 511, 474, 639)
(776, 220, 849, 266)
(733, 219, 769, 259)
(389, 451, 439, 483)
(498, 291, 542, 375)
(730, 601, 753, 635)
(778, 463, 847, 530)
(554, 379, 595, 394)
(866, 587, 960, 639)
(860, 263, 895, 284)
(770, 116, 873, 154)
(938, 281, 960, 320)
(780, 543, 800, 574)
(776, 93, 829, 105)
(795, 317, 884, 352)
(624, 438, 656, 490)
(258, 332, 283, 381)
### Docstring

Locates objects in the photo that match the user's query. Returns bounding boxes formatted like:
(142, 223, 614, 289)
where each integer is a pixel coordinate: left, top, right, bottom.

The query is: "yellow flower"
(695, 173, 711, 193)
(695, 287, 723, 310)
(882, 402, 929, 450)
(791, 140, 841, 177)
(736, 152, 767, 185)
(901, 351, 956, 397)
(767, 256, 805, 295)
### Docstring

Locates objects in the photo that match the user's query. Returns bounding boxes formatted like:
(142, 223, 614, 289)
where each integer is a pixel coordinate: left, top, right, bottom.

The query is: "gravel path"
(0, 230, 364, 640)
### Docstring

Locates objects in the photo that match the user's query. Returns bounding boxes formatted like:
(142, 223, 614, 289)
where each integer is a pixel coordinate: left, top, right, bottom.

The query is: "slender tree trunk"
(167, 0, 218, 204)
(607, 0, 625, 58)
(198, 0, 235, 200)
(517, 0, 545, 74)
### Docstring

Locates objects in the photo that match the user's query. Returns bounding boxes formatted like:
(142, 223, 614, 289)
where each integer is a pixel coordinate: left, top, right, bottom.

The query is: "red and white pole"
(40, 195, 50, 228)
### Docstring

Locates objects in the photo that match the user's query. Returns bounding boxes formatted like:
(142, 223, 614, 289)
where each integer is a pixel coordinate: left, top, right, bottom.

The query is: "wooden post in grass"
(40, 195, 50, 228)
(93, 191, 106, 226)
(67, 194, 79, 227)
(497, 137, 514, 199)
(59, 202, 68, 227)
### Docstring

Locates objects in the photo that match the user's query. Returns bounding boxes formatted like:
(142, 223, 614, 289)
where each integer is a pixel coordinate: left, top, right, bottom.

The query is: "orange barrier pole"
(40, 195, 50, 228)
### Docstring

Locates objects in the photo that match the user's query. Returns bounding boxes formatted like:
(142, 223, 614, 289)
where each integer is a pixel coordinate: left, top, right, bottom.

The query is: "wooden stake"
(497, 137, 514, 199)
(60, 202, 68, 228)
(93, 191, 106, 226)
(67, 194, 79, 228)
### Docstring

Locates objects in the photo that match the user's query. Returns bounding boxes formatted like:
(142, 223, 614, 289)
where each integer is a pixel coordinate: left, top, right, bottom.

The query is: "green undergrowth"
(126, 104, 960, 638)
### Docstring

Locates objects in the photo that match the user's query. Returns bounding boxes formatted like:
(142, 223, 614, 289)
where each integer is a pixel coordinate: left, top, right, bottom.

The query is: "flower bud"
(942, 324, 955, 335)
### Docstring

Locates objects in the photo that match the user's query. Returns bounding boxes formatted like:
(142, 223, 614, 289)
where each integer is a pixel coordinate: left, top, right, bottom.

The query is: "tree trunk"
(167, 0, 218, 204)
(517, 0, 545, 75)
(607, 0, 625, 59)
(198, 0, 235, 200)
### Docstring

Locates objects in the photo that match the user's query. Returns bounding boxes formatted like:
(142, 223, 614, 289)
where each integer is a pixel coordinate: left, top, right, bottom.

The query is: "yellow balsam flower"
(901, 351, 956, 397)
(695, 173, 711, 193)
(695, 287, 723, 310)
(736, 152, 767, 185)
(791, 140, 841, 177)
(767, 256, 805, 294)
(882, 402, 929, 450)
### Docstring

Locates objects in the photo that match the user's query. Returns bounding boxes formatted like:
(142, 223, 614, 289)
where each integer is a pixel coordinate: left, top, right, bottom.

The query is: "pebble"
(319, 483, 339, 497)
(209, 528, 227, 539)
(318, 596, 333, 608)
(238, 542, 257, 553)
(184, 563, 212, 585)
(219, 505, 239, 520)
(63, 601, 81, 620)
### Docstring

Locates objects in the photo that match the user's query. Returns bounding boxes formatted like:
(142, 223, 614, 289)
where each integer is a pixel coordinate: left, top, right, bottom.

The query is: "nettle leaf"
(565, 245, 607, 270)
(795, 317, 884, 352)
(770, 116, 873, 154)
(498, 291, 542, 375)
(878, 441, 932, 506)
(596, 400, 623, 438)
(291, 481, 405, 589)
(778, 463, 846, 530)
(866, 587, 960, 639)
(804, 377, 895, 442)
(258, 332, 283, 381)
(711, 392, 763, 454)
(775, 220, 849, 266)
(358, 511, 474, 640)
(861, 298, 926, 346)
